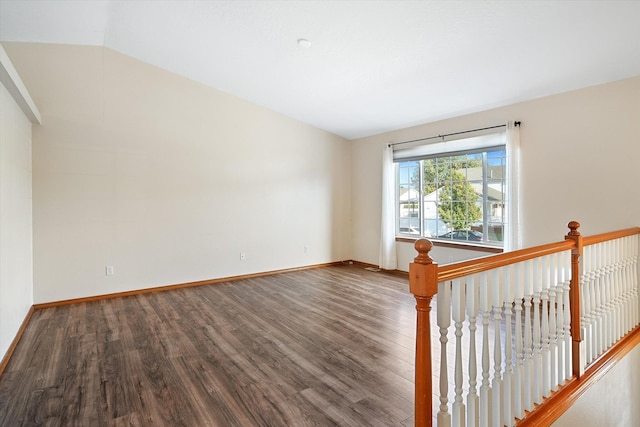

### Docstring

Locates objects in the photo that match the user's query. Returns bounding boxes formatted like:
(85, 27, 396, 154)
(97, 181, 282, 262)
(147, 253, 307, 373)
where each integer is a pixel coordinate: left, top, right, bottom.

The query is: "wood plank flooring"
(0, 265, 420, 426)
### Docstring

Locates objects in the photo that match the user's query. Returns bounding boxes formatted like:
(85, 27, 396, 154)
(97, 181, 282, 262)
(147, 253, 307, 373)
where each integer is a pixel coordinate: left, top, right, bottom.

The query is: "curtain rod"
(388, 121, 521, 148)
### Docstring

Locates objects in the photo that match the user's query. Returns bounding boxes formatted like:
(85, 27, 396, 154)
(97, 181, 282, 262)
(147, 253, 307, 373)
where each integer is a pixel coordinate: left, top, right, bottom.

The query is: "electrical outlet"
(106, 266, 115, 276)
(240, 252, 246, 261)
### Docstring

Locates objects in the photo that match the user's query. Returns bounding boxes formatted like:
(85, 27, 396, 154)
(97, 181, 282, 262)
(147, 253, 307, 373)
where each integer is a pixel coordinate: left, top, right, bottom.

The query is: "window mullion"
(482, 152, 489, 244)
(395, 164, 400, 236)
(419, 160, 424, 237)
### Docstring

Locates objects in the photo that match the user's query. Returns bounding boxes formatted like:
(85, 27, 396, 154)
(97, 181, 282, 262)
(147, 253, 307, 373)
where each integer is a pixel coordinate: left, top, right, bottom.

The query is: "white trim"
(393, 130, 506, 161)
(0, 43, 41, 124)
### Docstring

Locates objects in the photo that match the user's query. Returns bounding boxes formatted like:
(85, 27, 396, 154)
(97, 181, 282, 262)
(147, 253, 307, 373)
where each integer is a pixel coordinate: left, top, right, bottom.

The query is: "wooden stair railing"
(409, 221, 640, 427)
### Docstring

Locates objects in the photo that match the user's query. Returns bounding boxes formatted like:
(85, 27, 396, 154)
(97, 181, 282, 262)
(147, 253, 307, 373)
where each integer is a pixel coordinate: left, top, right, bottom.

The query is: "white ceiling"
(1, 1, 640, 140)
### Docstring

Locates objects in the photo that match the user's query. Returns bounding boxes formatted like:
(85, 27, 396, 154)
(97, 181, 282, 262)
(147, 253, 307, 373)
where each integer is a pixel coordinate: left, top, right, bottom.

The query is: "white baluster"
(600, 242, 609, 354)
(613, 240, 621, 342)
(634, 242, 637, 329)
(627, 235, 633, 327)
(613, 240, 621, 340)
(634, 234, 639, 326)
(617, 238, 625, 336)
(623, 237, 633, 329)
(605, 241, 612, 346)
(491, 269, 502, 427)
(627, 236, 635, 329)
(502, 266, 514, 427)
(541, 286, 550, 397)
(563, 251, 572, 381)
(582, 245, 593, 364)
(618, 238, 628, 339)
(628, 235, 636, 326)
(556, 256, 565, 384)
(610, 240, 619, 343)
(453, 278, 466, 427)
(522, 261, 534, 411)
(438, 281, 452, 427)
(585, 244, 596, 364)
(625, 238, 632, 334)
(597, 242, 606, 353)
(479, 272, 492, 427)
(548, 254, 558, 390)
(549, 286, 558, 389)
(603, 241, 613, 350)
(540, 256, 551, 397)
(594, 243, 604, 358)
(611, 240, 621, 344)
(540, 255, 552, 397)
(532, 258, 543, 404)
(618, 237, 631, 338)
(467, 275, 480, 427)
(628, 235, 639, 329)
(512, 263, 524, 420)
(631, 235, 639, 327)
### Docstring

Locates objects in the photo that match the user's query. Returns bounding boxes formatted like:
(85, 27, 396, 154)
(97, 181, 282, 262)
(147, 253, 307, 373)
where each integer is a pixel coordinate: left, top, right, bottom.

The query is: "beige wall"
(3, 43, 639, 299)
(4, 43, 351, 304)
(351, 76, 640, 269)
(0, 80, 33, 358)
(553, 345, 640, 426)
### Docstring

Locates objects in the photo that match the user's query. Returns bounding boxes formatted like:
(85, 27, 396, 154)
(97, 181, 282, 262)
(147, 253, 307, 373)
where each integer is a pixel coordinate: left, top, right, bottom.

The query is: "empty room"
(0, 1, 639, 426)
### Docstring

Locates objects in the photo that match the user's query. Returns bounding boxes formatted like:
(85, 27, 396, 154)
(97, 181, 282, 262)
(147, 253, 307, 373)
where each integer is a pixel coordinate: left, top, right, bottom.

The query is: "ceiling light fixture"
(297, 38, 312, 48)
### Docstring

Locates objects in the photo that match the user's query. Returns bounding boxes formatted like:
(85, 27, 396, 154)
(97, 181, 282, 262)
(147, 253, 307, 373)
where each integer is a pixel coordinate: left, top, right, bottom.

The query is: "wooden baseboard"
(350, 260, 409, 278)
(0, 306, 35, 377)
(33, 261, 345, 309)
(516, 325, 640, 426)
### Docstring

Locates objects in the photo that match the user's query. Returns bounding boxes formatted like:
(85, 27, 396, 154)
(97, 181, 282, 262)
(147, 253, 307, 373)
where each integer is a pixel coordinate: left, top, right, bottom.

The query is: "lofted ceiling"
(1, 0, 640, 140)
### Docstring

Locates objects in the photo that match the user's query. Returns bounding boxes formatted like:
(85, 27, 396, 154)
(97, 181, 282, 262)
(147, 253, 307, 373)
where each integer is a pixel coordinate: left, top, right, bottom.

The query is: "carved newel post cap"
(568, 221, 581, 236)
(414, 239, 434, 264)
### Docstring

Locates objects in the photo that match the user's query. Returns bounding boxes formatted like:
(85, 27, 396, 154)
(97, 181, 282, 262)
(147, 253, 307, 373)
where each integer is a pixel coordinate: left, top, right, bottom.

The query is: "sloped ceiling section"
(1, 0, 640, 139)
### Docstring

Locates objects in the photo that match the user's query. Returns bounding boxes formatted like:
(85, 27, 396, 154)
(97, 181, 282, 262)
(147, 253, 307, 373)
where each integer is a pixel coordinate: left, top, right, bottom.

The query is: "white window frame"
(394, 130, 507, 248)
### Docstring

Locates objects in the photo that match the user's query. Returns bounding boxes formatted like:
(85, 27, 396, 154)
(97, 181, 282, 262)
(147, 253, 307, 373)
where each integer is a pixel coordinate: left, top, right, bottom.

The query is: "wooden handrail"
(437, 240, 575, 282)
(582, 226, 640, 246)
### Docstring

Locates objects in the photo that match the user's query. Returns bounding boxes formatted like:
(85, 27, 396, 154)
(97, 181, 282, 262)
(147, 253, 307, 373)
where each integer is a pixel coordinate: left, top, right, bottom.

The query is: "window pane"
(396, 144, 507, 246)
(398, 161, 421, 235)
(424, 218, 449, 238)
(487, 150, 506, 180)
(487, 223, 503, 242)
(423, 158, 437, 194)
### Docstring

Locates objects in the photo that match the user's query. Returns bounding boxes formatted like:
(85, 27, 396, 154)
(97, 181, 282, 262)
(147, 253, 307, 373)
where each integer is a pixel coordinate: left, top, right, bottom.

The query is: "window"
(395, 132, 507, 247)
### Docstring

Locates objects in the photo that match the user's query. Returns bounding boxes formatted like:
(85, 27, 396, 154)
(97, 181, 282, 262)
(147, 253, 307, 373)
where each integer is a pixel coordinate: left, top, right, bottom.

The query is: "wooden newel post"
(565, 220, 584, 378)
(409, 239, 438, 427)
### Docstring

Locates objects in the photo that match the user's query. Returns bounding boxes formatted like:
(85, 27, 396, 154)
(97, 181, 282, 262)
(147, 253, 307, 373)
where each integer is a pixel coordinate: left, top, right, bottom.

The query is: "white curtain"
(504, 121, 522, 251)
(379, 144, 398, 270)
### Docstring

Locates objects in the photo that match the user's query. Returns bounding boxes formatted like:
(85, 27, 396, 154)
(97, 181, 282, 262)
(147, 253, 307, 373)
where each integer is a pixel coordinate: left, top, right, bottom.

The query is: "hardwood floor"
(0, 265, 419, 426)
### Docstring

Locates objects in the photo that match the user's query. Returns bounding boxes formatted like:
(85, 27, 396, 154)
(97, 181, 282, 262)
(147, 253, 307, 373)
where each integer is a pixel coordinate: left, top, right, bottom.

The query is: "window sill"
(395, 236, 504, 254)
